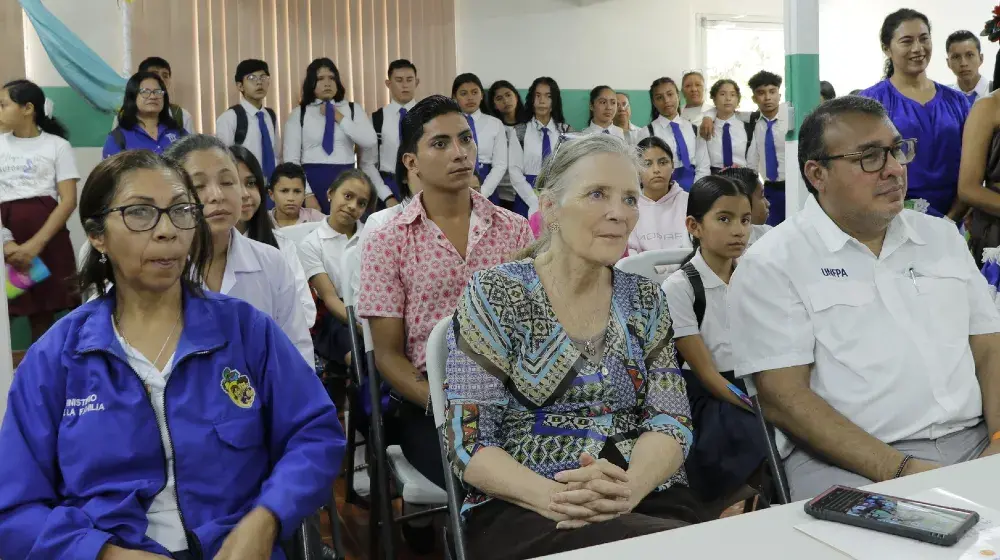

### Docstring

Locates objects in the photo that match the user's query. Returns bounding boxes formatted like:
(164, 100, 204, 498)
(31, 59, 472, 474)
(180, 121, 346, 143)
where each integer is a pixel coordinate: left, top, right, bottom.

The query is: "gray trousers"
(784, 422, 989, 502)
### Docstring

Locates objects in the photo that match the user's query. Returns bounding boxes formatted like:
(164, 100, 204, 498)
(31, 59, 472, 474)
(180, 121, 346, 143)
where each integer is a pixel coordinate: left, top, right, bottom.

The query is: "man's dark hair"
(748, 71, 783, 92)
(138, 56, 171, 73)
(388, 59, 417, 79)
(235, 59, 270, 83)
(395, 95, 465, 198)
(269, 162, 308, 190)
(820, 81, 836, 102)
(798, 96, 890, 196)
(946, 30, 982, 54)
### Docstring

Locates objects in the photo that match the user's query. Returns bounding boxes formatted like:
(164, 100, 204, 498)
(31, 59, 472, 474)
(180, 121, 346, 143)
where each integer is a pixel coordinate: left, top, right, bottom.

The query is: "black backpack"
(231, 104, 277, 146)
(743, 111, 761, 157)
(676, 262, 706, 369)
(372, 107, 385, 159)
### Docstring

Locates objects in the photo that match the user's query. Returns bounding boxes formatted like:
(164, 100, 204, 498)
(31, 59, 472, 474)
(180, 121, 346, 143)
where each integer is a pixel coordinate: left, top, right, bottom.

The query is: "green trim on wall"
(42, 86, 115, 149)
(518, 89, 654, 132)
(784, 54, 821, 141)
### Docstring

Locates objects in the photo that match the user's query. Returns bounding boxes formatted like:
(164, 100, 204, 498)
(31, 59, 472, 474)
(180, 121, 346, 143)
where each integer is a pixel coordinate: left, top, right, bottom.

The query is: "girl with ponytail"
(0, 79, 81, 342)
(858, 9, 969, 221)
(662, 175, 766, 504)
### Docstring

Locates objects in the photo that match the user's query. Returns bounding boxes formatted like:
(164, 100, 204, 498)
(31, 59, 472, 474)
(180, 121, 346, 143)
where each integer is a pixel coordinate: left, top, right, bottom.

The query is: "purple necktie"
(398, 106, 407, 145)
(765, 120, 779, 181)
(722, 122, 733, 168)
(322, 101, 335, 155)
(466, 114, 480, 171)
(541, 127, 552, 161)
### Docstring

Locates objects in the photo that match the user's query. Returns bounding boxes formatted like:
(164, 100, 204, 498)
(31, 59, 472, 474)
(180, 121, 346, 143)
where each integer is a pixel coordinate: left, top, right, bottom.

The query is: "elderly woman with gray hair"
(444, 134, 707, 559)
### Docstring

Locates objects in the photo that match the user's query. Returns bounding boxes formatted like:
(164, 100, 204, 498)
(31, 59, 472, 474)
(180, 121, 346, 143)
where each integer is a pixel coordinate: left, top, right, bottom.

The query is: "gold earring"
(548, 222, 560, 232)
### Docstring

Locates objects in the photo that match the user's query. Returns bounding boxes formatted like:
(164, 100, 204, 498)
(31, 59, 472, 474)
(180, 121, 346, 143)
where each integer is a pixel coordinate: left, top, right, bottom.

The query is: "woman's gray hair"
(516, 133, 642, 259)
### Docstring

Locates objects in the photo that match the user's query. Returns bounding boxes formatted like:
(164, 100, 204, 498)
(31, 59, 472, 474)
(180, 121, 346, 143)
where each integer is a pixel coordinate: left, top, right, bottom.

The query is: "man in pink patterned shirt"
(357, 95, 532, 495)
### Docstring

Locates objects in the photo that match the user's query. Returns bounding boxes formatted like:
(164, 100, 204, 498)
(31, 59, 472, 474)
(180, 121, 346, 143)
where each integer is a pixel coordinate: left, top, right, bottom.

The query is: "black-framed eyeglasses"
(97, 203, 203, 232)
(815, 138, 917, 173)
(138, 88, 166, 98)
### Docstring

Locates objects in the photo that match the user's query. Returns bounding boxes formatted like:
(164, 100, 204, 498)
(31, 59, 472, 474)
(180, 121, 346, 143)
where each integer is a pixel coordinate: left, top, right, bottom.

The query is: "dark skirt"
(302, 163, 356, 214)
(464, 485, 706, 560)
(683, 370, 767, 502)
(1, 196, 80, 316)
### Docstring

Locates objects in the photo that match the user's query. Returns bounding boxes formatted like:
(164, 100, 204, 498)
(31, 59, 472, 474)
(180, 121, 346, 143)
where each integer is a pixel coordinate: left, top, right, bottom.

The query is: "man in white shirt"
(360, 59, 419, 209)
(946, 30, 991, 104)
(729, 96, 1000, 501)
(216, 60, 280, 187)
(745, 71, 788, 226)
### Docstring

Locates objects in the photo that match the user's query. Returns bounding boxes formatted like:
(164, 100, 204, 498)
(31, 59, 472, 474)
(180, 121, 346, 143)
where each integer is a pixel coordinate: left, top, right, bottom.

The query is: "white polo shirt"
(729, 196, 1000, 451)
(663, 250, 737, 372)
(297, 218, 364, 294)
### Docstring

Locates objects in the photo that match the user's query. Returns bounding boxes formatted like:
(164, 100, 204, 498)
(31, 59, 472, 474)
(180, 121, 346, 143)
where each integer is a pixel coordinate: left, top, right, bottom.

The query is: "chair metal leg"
(366, 350, 396, 559)
(327, 494, 345, 558)
(751, 395, 792, 504)
(437, 430, 468, 560)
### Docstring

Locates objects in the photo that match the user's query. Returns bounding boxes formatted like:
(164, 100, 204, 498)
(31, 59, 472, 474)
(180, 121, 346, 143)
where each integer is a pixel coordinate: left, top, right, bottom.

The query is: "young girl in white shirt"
(582, 85, 625, 138)
(487, 80, 532, 217)
(718, 166, 772, 246)
(627, 136, 691, 255)
(0, 79, 81, 342)
(452, 73, 508, 202)
(662, 175, 766, 504)
(700, 79, 749, 172)
(638, 77, 710, 191)
(283, 58, 377, 214)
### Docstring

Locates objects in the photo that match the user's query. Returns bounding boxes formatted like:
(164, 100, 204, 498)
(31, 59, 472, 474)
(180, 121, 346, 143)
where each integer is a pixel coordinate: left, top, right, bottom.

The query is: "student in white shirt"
(627, 136, 691, 255)
(284, 58, 377, 215)
(487, 79, 530, 216)
(718, 167, 771, 246)
(582, 85, 625, 139)
(298, 169, 374, 367)
(946, 30, 991, 104)
(164, 134, 314, 365)
(636, 77, 710, 191)
(510, 77, 573, 199)
(230, 145, 316, 328)
(216, 59, 279, 195)
(700, 79, 748, 172)
(359, 59, 419, 208)
(268, 163, 326, 228)
(745, 71, 788, 226)
(729, 97, 1000, 501)
(452, 73, 508, 201)
(613, 92, 643, 145)
(662, 175, 765, 503)
(0, 79, 81, 342)
(680, 71, 708, 122)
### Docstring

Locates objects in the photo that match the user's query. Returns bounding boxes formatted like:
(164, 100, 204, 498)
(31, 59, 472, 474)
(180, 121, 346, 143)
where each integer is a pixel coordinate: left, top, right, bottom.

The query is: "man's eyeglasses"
(97, 203, 203, 232)
(138, 88, 166, 98)
(814, 138, 917, 174)
(245, 74, 271, 85)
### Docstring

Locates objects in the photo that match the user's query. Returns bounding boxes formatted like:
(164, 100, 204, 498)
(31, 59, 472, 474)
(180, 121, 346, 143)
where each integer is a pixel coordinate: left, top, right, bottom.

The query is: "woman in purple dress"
(859, 8, 970, 221)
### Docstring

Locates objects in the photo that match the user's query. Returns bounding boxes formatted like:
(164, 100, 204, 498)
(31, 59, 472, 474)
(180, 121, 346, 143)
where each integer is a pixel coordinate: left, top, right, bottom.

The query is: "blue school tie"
(465, 114, 480, 171)
(669, 121, 692, 171)
(398, 106, 407, 145)
(322, 101, 336, 155)
(968, 92, 979, 104)
(541, 127, 552, 161)
(764, 119, 779, 181)
(722, 122, 733, 168)
(257, 111, 276, 180)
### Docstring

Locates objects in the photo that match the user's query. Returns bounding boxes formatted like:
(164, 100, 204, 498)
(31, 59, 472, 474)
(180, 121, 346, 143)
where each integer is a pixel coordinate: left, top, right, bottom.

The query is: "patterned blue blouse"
(445, 260, 694, 514)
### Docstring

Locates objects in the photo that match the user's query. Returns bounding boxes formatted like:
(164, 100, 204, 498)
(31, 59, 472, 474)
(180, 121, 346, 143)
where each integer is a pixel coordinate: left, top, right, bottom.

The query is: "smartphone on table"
(804, 485, 980, 546)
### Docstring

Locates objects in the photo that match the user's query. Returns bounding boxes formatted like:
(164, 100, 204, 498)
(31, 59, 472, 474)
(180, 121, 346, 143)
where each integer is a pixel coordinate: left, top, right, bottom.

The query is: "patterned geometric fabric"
(445, 260, 694, 515)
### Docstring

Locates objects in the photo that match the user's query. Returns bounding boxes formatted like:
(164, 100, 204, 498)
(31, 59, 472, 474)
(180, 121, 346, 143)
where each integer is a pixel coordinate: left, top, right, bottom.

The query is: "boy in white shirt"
(360, 59, 420, 209)
(216, 59, 280, 191)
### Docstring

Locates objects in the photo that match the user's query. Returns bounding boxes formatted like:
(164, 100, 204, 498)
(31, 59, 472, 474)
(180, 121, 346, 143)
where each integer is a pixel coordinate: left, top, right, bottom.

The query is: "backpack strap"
(111, 127, 126, 151)
(170, 104, 185, 131)
(681, 262, 706, 329)
(744, 111, 761, 157)
(265, 107, 277, 129)
(373, 107, 385, 159)
(231, 105, 249, 145)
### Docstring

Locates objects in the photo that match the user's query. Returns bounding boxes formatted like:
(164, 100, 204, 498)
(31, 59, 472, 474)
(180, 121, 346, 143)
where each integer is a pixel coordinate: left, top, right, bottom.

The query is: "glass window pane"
(703, 21, 785, 113)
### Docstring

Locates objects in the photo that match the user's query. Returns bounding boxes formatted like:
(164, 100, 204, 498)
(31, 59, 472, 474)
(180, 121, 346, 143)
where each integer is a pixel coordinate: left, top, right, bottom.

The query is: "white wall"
(455, 0, 784, 90)
(819, 0, 1000, 94)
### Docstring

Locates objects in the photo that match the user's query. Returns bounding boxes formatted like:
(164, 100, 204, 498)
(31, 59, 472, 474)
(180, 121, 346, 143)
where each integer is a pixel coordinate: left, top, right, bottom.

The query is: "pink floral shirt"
(357, 190, 533, 371)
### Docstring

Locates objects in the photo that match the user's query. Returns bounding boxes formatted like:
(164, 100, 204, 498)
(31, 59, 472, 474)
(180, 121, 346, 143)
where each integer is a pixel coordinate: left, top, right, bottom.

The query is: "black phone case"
(804, 486, 980, 547)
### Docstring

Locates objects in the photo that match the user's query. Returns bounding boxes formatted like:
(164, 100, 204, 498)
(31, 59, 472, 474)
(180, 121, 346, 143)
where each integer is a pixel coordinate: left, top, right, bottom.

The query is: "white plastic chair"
(426, 317, 468, 560)
(279, 221, 322, 246)
(615, 248, 693, 284)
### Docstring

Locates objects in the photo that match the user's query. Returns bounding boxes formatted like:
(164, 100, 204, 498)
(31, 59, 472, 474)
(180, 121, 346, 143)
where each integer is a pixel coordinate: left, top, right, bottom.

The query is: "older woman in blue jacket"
(0, 150, 345, 560)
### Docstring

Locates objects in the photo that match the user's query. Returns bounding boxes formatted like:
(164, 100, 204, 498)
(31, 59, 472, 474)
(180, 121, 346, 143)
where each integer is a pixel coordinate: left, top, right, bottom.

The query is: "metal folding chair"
(425, 317, 469, 560)
(745, 378, 792, 505)
(340, 244, 372, 509)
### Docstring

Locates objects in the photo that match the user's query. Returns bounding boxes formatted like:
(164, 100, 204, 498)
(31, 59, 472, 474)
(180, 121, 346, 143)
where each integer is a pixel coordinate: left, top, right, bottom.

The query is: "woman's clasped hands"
(549, 452, 634, 530)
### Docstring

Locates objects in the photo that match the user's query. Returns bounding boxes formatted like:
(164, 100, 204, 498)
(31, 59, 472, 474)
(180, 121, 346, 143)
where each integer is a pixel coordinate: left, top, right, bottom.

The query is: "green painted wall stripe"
(785, 53, 821, 141)
(42, 86, 115, 149)
(517, 89, 653, 132)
